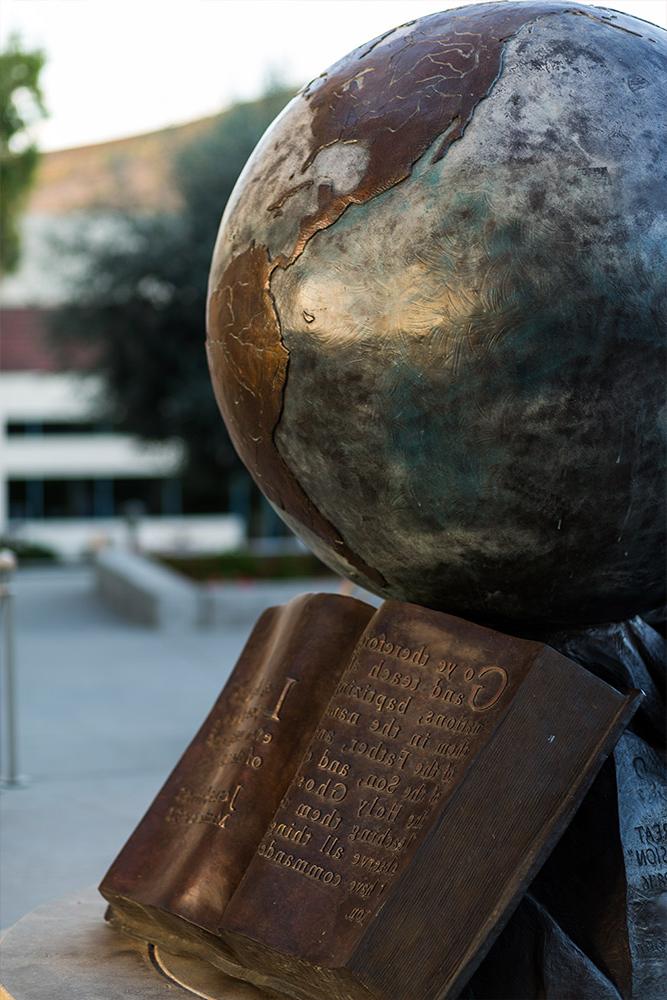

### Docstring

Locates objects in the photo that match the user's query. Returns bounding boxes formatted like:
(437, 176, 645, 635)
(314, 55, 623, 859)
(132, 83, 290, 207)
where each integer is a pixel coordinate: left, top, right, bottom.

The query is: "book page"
(222, 600, 537, 964)
(100, 592, 374, 938)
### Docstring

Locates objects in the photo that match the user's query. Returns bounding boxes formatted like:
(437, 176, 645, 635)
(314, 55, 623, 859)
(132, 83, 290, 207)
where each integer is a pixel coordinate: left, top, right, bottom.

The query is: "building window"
(5, 420, 112, 436)
(7, 477, 184, 520)
(112, 478, 166, 517)
(8, 480, 44, 520)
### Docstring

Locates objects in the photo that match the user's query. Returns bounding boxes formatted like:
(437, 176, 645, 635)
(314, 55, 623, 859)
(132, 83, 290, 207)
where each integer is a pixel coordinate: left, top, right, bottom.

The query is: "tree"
(0, 34, 47, 274)
(52, 88, 293, 519)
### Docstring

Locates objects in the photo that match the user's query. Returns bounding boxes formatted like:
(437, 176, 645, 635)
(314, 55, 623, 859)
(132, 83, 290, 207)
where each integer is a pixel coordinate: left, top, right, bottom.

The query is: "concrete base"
(0, 888, 267, 999)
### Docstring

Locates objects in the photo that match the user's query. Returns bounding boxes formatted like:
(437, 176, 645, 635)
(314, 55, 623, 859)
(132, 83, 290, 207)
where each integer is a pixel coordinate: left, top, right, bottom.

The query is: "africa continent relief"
(101, 595, 639, 1000)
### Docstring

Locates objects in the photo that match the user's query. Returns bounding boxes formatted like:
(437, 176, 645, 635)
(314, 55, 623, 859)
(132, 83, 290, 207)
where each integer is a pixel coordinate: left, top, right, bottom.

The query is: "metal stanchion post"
(0, 548, 25, 788)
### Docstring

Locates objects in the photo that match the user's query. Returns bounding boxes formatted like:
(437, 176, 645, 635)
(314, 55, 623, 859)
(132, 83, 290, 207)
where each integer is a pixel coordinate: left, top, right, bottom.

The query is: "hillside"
(28, 116, 218, 216)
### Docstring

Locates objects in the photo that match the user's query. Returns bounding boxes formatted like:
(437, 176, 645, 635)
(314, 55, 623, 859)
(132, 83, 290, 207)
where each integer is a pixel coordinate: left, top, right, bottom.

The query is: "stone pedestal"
(0, 888, 266, 1000)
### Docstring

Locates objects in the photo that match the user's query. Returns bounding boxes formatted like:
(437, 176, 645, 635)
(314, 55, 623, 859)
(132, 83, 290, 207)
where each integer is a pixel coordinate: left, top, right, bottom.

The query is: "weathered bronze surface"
(206, 247, 385, 590)
(208, 2, 555, 593)
(221, 601, 640, 1000)
(207, 2, 666, 625)
(101, 596, 640, 1000)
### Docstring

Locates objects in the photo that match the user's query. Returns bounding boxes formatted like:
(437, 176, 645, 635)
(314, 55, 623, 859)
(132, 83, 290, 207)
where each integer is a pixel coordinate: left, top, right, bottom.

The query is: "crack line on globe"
(260, 6, 564, 586)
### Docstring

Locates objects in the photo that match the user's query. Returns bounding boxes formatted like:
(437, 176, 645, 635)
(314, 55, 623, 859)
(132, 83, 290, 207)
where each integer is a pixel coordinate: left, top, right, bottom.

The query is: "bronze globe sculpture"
(207, 1, 666, 627)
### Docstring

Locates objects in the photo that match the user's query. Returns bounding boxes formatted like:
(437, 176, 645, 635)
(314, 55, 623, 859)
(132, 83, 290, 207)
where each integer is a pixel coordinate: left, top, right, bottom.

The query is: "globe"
(206, 1, 666, 627)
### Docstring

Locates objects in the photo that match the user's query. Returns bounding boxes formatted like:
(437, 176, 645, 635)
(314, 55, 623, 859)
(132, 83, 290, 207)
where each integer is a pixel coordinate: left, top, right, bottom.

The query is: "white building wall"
(1, 205, 245, 557)
(8, 515, 244, 561)
(0, 371, 100, 420)
(0, 370, 180, 539)
(4, 434, 182, 479)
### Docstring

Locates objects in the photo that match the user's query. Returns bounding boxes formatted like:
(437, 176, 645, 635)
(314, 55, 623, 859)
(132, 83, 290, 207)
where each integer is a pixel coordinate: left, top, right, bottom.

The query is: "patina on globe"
(206, 1, 666, 627)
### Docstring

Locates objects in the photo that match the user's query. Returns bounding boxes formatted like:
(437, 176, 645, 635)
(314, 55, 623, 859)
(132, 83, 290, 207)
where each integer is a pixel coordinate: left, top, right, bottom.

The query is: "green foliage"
(157, 550, 333, 583)
(0, 34, 46, 274)
(51, 88, 293, 508)
(0, 537, 57, 563)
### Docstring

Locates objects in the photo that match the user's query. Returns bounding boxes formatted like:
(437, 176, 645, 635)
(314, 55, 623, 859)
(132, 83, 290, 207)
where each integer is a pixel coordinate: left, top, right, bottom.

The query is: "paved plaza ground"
(0, 565, 298, 929)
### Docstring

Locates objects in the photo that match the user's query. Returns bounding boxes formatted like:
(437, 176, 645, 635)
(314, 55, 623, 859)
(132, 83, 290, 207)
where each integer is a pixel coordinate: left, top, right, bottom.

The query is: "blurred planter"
(155, 550, 334, 583)
(94, 547, 346, 629)
(0, 537, 58, 563)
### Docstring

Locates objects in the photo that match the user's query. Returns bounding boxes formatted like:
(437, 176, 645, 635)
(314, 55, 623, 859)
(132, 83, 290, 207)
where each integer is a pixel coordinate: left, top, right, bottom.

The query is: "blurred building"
(0, 121, 243, 558)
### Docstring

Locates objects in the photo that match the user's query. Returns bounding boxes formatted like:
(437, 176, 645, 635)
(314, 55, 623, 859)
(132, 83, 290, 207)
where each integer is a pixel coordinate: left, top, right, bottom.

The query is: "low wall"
(95, 548, 200, 628)
(94, 549, 379, 629)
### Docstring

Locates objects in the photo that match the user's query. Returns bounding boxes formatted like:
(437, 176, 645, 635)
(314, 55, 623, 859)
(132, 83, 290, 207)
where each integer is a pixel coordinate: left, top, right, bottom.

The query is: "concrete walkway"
(0, 566, 254, 929)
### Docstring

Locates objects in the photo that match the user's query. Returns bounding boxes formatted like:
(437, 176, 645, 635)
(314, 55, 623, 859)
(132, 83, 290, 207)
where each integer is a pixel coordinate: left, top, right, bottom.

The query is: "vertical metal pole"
(3, 585, 17, 783)
(0, 548, 22, 788)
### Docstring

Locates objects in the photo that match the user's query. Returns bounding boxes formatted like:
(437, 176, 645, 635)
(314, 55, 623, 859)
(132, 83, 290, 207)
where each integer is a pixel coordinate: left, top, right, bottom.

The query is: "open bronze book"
(100, 593, 639, 1000)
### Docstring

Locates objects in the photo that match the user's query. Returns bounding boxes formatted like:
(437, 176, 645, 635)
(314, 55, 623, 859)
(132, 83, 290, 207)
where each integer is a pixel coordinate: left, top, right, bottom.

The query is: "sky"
(3, 0, 666, 152)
